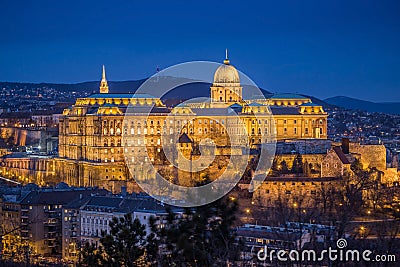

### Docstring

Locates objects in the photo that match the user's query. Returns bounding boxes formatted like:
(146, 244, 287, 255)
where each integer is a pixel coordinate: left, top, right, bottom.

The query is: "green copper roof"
(87, 93, 157, 99)
(300, 103, 320, 107)
(269, 93, 309, 99)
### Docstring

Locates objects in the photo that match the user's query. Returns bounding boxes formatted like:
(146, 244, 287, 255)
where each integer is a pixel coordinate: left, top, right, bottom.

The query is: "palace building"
(56, 55, 328, 192)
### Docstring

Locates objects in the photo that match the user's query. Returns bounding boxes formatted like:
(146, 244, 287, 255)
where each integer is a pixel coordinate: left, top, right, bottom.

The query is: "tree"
(291, 154, 303, 174)
(303, 160, 311, 177)
(280, 160, 289, 174)
(145, 215, 163, 266)
(80, 213, 147, 267)
(147, 196, 241, 266)
(101, 213, 146, 266)
(78, 242, 103, 267)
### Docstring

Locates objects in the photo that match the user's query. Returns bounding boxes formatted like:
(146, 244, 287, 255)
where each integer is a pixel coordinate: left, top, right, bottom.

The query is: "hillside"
(324, 96, 400, 115)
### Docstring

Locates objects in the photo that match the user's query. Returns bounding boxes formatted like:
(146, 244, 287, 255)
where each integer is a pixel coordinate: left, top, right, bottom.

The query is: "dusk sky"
(0, 0, 399, 102)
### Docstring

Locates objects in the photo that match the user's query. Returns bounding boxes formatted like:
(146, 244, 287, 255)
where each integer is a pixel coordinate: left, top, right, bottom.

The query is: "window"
(284, 127, 287, 134)
(294, 128, 297, 134)
(305, 128, 309, 134)
(284, 120, 287, 124)
(294, 120, 297, 124)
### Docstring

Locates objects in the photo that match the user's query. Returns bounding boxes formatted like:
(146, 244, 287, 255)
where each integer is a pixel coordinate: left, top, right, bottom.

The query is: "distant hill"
(324, 96, 400, 115)
(299, 94, 335, 109)
(8, 80, 398, 114)
(0, 79, 272, 100)
(0, 80, 147, 94)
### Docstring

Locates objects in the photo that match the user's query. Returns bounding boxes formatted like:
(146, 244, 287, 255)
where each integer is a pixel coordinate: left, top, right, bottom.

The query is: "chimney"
(341, 138, 350, 154)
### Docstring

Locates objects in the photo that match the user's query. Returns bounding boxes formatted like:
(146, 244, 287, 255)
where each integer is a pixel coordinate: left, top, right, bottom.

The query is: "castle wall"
(349, 143, 386, 171)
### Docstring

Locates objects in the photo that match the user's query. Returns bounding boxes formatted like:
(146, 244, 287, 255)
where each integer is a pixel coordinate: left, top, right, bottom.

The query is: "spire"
(100, 65, 109, 94)
(102, 65, 106, 81)
(224, 48, 230, 65)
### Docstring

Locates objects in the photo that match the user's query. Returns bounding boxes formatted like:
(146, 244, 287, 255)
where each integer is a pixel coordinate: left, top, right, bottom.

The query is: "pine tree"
(291, 154, 303, 174)
(100, 213, 147, 267)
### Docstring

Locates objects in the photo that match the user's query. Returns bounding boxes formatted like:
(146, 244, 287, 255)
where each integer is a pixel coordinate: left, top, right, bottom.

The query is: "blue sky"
(0, 0, 399, 101)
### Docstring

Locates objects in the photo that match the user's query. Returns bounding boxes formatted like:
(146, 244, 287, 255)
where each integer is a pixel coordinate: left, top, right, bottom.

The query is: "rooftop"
(86, 93, 157, 99)
(268, 93, 309, 100)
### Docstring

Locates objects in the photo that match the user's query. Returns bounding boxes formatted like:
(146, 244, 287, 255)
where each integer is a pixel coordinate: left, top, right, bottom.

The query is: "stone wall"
(349, 143, 386, 171)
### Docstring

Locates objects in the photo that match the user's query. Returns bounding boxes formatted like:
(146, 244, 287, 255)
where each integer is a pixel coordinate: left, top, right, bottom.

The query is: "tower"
(100, 65, 109, 94)
(210, 49, 243, 103)
(176, 133, 194, 186)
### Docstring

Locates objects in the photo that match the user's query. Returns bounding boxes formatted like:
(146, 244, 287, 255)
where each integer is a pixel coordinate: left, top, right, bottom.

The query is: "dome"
(213, 64, 240, 84)
(213, 50, 240, 84)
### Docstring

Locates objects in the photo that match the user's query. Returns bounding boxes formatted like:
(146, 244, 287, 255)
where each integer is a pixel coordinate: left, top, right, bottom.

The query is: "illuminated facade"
(57, 55, 328, 192)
